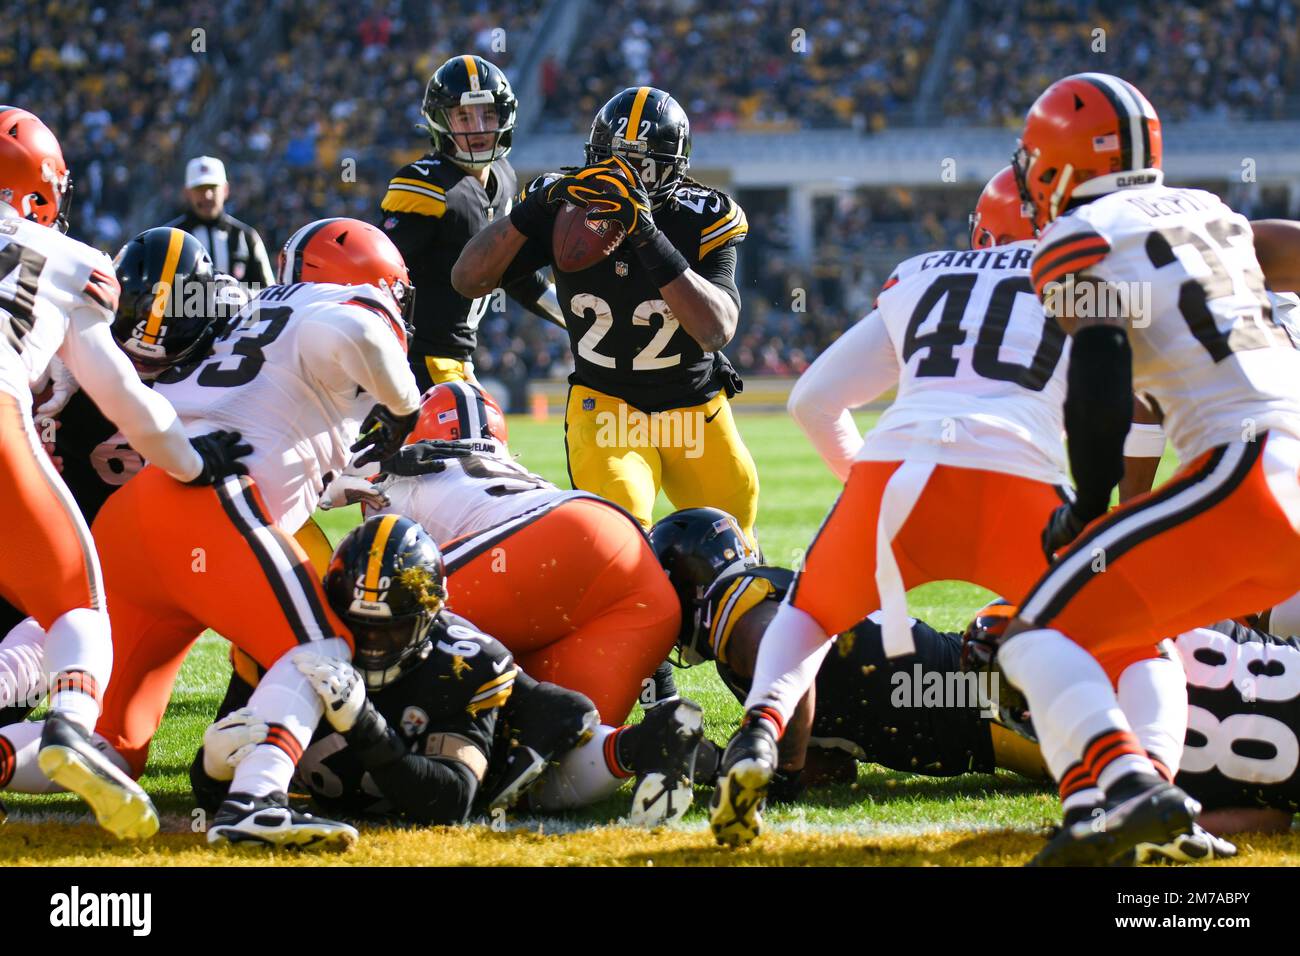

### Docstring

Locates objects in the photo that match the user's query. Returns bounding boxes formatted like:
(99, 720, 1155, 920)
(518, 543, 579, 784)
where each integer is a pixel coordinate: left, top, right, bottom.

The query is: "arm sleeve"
(787, 309, 900, 481)
(1064, 325, 1133, 520)
(299, 309, 422, 416)
(502, 267, 551, 310)
(59, 311, 203, 482)
(694, 244, 740, 309)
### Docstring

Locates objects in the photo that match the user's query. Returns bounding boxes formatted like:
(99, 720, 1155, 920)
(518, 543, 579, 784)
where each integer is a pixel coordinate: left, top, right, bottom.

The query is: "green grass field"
(6, 411, 1293, 866)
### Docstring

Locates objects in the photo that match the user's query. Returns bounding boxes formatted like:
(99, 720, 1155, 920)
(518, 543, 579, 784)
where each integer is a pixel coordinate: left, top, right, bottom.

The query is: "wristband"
(1123, 422, 1165, 459)
(630, 228, 690, 288)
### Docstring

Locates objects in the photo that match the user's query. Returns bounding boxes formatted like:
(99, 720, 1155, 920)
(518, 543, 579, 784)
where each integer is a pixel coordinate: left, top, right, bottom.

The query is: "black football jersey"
(53, 389, 144, 526)
(1174, 620, 1300, 813)
(707, 567, 995, 775)
(513, 177, 747, 412)
(379, 153, 547, 361)
(294, 611, 515, 818)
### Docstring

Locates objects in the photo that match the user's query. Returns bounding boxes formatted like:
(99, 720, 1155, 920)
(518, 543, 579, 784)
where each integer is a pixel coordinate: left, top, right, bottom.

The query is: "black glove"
(712, 352, 745, 399)
(581, 155, 657, 245)
(1041, 502, 1088, 562)
(185, 429, 252, 486)
(767, 767, 806, 805)
(350, 405, 420, 468)
(380, 439, 477, 477)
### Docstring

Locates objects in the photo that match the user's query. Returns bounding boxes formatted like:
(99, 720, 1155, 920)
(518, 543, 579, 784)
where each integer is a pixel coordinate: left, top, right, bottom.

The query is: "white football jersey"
(859, 239, 1070, 484)
(373, 438, 585, 545)
(156, 281, 420, 531)
(1032, 185, 1300, 462)
(0, 213, 119, 407)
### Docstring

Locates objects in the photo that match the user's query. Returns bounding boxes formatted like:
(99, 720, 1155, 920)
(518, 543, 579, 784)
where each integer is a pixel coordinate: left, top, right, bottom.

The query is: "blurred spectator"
(163, 156, 275, 285)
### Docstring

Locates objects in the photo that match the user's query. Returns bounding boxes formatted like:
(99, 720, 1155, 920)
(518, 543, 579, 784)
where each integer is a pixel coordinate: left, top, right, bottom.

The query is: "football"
(552, 182, 627, 273)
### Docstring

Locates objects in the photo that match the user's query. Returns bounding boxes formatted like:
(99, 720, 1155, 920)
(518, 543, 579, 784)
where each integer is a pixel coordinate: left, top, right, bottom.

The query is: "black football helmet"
(422, 55, 516, 170)
(648, 508, 759, 666)
(960, 600, 1036, 741)
(585, 87, 690, 207)
(324, 515, 449, 691)
(111, 227, 242, 373)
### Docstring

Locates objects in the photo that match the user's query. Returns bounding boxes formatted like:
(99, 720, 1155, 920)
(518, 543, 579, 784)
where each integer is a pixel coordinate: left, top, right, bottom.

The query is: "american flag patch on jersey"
(83, 268, 120, 313)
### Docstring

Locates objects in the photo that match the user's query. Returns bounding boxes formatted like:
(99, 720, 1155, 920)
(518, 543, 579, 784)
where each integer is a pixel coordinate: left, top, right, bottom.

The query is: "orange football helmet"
(278, 217, 415, 343)
(0, 107, 71, 230)
(1013, 73, 1162, 230)
(969, 166, 1035, 249)
(409, 381, 509, 445)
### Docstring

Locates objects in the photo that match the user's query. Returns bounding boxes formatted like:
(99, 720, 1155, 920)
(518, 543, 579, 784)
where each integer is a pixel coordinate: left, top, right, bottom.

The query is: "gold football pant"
(413, 354, 476, 392)
(564, 384, 760, 547)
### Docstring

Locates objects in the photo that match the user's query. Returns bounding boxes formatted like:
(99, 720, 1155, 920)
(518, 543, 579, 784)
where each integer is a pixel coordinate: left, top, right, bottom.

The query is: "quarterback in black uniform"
(379, 54, 562, 391)
(0, 226, 242, 724)
(193, 515, 601, 824)
(452, 87, 761, 545)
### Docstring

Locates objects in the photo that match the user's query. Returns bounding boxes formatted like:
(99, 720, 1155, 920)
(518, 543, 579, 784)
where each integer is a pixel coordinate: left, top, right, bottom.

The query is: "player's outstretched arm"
(59, 308, 204, 482)
(1251, 219, 1300, 292)
(788, 308, 900, 481)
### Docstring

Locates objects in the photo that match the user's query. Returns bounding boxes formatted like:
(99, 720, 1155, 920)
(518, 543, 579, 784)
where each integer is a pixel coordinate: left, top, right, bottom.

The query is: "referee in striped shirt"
(164, 156, 274, 287)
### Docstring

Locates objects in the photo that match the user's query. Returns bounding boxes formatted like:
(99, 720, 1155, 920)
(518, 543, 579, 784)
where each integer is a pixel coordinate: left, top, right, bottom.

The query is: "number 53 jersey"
(154, 281, 421, 532)
(861, 239, 1070, 485)
(1031, 185, 1300, 463)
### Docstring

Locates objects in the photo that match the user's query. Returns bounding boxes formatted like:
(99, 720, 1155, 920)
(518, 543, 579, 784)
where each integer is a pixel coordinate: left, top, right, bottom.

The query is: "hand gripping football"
(552, 176, 627, 272)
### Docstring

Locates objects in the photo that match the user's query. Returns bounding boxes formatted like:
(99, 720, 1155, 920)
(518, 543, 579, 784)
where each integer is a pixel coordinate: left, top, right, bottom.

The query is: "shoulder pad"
(673, 187, 747, 259)
(381, 158, 449, 218)
(1031, 214, 1113, 300)
(430, 613, 517, 716)
(704, 566, 791, 665)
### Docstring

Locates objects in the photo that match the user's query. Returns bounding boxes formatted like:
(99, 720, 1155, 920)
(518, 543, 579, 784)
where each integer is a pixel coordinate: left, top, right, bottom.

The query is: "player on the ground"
(450, 87, 761, 546)
(192, 515, 600, 824)
(982, 72, 1300, 866)
(379, 54, 562, 391)
(710, 167, 1071, 847)
(0, 109, 250, 840)
(1, 217, 424, 849)
(0, 225, 246, 726)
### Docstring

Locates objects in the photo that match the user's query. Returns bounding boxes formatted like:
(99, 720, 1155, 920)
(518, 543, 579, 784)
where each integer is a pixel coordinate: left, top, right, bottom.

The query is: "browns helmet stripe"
(1078, 73, 1154, 172)
(282, 217, 342, 283)
(446, 380, 486, 439)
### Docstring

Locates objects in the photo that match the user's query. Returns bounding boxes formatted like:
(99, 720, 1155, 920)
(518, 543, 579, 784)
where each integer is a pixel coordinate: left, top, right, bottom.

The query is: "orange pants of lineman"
(1019, 433, 1300, 679)
(791, 460, 1062, 638)
(92, 466, 351, 776)
(0, 391, 103, 626)
(440, 496, 680, 724)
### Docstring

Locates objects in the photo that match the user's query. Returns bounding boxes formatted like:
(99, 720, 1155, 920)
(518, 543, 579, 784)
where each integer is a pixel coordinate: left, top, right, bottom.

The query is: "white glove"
(319, 473, 390, 512)
(1134, 823, 1238, 864)
(35, 356, 79, 420)
(202, 707, 269, 781)
(295, 652, 366, 733)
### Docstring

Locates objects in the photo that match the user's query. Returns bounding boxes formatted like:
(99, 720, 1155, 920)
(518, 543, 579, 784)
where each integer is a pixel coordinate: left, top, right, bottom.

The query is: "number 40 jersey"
(858, 239, 1070, 485)
(155, 281, 421, 532)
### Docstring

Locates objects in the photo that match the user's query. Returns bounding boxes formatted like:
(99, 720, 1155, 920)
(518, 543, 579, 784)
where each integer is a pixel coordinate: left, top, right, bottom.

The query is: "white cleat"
(207, 792, 358, 851)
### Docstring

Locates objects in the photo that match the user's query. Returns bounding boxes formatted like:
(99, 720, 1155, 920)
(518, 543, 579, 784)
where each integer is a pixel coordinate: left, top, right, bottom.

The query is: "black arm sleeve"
(343, 702, 479, 824)
(694, 244, 740, 309)
(503, 267, 552, 315)
(1064, 325, 1133, 521)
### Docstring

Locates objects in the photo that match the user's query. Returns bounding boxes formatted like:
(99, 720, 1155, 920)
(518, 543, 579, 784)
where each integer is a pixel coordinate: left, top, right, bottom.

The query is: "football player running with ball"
(451, 87, 761, 548)
(710, 167, 1070, 847)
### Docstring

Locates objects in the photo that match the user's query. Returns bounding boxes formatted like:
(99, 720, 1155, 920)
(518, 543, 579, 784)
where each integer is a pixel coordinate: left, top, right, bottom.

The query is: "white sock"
(1269, 589, 1300, 638)
(1117, 651, 1188, 780)
(742, 603, 833, 729)
(530, 725, 626, 811)
(0, 617, 47, 712)
(43, 607, 112, 733)
(999, 627, 1152, 783)
(0, 721, 130, 793)
(229, 638, 348, 799)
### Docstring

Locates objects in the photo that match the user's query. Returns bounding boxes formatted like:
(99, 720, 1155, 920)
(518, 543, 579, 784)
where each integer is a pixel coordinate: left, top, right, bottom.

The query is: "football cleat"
(709, 711, 778, 847)
(1029, 775, 1200, 867)
(627, 698, 704, 828)
(207, 791, 358, 850)
(37, 713, 159, 841)
(1131, 823, 1237, 865)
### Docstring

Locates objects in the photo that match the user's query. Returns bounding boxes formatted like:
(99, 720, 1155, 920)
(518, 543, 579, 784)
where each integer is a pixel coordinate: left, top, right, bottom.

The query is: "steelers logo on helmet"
(585, 87, 691, 208)
(325, 514, 449, 690)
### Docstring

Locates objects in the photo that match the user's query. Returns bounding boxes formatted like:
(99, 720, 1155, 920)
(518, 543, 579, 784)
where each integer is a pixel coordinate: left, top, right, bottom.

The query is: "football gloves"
(381, 439, 478, 477)
(295, 652, 366, 733)
(580, 155, 657, 244)
(202, 707, 269, 782)
(35, 356, 78, 420)
(1041, 502, 1088, 562)
(186, 429, 253, 486)
(319, 473, 391, 511)
(351, 404, 420, 468)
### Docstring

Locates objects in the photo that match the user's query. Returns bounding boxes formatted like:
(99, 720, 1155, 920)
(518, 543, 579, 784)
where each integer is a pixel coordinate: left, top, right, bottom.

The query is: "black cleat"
(1029, 775, 1200, 867)
(627, 698, 704, 827)
(207, 791, 357, 850)
(38, 713, 159, 840)
(709, 710, 779, 847)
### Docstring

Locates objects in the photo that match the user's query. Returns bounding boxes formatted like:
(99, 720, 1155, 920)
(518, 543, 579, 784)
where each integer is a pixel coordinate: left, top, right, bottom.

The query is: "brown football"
(552, 180, 627, 273)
